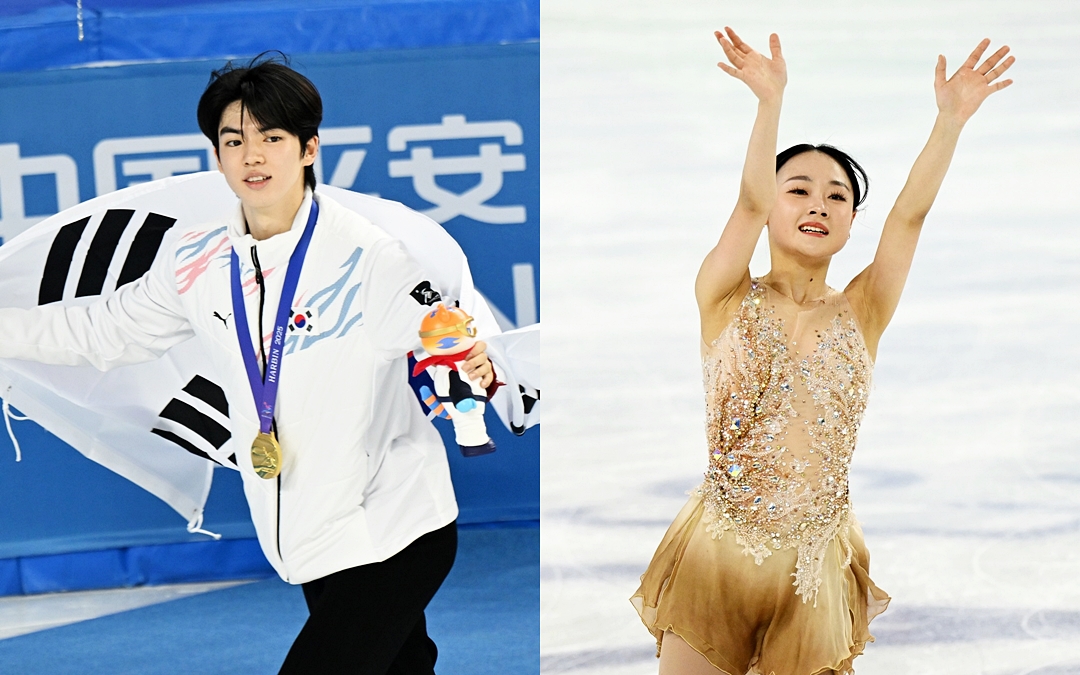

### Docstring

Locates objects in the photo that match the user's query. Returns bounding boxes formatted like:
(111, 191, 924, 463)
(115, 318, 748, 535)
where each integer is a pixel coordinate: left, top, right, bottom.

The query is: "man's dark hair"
(197, 53, 322, 192)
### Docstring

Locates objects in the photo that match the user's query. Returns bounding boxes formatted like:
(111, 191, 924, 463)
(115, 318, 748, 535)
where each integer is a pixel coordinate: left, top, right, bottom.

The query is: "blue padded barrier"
(0, 559, 21, 596)
(124, 539, 274, 587)
(14, 539, 274, 595)
(19, 549, 129, 594)
(0, 0, 539, 73)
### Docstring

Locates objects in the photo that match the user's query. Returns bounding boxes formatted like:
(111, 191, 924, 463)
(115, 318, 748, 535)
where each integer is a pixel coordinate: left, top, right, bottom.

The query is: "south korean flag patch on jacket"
(289, 307, 317, 333)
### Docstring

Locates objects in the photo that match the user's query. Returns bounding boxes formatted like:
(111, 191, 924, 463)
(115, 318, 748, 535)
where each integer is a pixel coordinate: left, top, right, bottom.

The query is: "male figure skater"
(0, 55, 491, 674)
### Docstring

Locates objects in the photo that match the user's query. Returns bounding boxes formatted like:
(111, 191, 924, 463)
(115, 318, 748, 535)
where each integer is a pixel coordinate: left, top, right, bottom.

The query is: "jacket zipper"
(250, 245, 285, 573)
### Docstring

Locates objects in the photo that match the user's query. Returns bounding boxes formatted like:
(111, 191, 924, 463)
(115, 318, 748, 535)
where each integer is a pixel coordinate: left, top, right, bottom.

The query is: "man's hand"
(462, 341, 494, 388)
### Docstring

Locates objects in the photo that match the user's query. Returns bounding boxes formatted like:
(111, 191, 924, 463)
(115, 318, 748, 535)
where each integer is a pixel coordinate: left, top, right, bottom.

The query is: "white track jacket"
(0, 190, 458, 584)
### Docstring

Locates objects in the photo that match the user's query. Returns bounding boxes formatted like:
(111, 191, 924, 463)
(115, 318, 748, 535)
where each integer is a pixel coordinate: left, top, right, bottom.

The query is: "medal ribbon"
(230, 199, 319, 435)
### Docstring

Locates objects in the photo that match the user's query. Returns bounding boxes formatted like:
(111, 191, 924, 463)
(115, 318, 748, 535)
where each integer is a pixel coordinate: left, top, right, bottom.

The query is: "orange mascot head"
(419, 303, 477, 355)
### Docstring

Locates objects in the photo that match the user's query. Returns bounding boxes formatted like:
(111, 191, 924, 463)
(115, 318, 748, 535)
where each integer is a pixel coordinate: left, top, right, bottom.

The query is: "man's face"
(215, 100, 317, 212)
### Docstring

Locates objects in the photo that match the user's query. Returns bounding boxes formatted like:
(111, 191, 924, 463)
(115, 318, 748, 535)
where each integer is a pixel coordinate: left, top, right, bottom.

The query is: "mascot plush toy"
(414, 303, 497, 457)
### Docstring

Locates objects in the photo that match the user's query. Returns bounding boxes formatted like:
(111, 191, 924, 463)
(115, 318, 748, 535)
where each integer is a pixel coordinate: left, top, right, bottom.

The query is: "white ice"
(541, 2, 1080, 673)
(0, 581, 249, 640)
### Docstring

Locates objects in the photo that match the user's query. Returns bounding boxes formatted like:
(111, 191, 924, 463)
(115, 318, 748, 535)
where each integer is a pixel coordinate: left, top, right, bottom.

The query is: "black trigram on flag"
(38, 209, 177, 305)
(151, 375, 236, 467)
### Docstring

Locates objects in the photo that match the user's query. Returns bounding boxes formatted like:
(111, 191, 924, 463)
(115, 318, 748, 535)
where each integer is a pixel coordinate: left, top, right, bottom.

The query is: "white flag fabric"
(0, 171, 537, 529)
(484, 324, 540, 434)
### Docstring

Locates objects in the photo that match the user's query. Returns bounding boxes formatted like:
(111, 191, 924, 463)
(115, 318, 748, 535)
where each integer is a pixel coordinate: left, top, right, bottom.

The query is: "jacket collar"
(228, 189, 315, 269)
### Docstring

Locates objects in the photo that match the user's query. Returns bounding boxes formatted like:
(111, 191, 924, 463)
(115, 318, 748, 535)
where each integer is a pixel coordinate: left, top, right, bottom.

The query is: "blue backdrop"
(0, 0, 539, 72)
(0, 3, 538, 595)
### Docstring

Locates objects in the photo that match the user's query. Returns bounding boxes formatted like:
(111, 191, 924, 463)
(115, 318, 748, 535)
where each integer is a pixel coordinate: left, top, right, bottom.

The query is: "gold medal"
(251, 431, 282, 480)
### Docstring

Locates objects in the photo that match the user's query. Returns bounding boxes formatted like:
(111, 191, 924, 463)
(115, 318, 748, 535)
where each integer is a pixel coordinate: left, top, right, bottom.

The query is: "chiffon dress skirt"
(631, 495, 890, 675)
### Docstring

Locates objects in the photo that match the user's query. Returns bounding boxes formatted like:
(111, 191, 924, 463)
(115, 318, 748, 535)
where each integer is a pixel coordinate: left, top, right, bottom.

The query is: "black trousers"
(278, 521, 458, 675)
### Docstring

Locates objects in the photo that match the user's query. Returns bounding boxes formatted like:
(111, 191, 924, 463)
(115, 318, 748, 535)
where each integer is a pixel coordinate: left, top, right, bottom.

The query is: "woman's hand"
(696, 28, 785, 342)
(715, 27, 786, 104)
(935, 39, 1014, 125)
(846, 40, 1015, 357)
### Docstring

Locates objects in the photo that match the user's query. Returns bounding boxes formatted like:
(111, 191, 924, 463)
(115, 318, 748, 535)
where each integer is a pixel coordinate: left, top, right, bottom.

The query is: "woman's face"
(767, 151, 857, 262)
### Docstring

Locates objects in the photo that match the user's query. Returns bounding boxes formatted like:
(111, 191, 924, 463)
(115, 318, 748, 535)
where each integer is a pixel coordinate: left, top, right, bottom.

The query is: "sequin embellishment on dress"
(698, 280, 872, 601)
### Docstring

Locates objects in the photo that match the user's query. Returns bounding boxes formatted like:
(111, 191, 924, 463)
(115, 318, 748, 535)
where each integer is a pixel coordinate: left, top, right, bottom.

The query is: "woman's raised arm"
(847, 39, 1015, 355)
(696, 28, 787, 341)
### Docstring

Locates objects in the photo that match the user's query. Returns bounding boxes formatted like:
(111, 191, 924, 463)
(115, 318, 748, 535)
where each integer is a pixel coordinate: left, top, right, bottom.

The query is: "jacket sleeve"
(361, 237, 442, 356)
(0, 238, 194, 370)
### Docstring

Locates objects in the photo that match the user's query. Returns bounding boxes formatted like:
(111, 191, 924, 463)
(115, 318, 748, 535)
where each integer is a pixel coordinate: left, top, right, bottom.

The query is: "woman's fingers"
(725, 26, 752, 55)
(714, 27, 786, 92)
(976, 44, 1010, 76)
(716, 33, 745, 68)
(984, 54, 1015, 82)
(937, 41, 1015, 118)
(768, 33, 783, 60)
(717, 62, 742, 79)
(943, 41, 1014, 100)
(962, 38, 991, 70)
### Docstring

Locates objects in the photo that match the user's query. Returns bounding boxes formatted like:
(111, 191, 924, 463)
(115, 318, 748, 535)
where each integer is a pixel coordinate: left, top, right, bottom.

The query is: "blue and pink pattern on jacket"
(285, 247, 365, 355)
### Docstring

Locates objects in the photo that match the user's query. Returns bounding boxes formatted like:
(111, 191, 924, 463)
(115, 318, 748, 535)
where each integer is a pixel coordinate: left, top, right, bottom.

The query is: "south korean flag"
(0, 171, 536, 533)
(288, 308, 316, 333)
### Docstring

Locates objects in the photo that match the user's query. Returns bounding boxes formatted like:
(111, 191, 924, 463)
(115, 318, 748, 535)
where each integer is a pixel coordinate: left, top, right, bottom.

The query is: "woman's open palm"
(715, 27, 786, 104)
(935, 39, 1014, 123)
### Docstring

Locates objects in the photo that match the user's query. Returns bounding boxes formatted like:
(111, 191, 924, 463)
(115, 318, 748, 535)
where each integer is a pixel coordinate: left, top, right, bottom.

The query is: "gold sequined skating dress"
(631, 280, 890, 675)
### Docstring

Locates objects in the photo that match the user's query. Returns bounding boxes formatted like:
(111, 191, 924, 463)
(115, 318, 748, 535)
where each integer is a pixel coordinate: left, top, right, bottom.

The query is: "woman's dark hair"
(197, 53, 323, 192)
(775, 144, 868, 211)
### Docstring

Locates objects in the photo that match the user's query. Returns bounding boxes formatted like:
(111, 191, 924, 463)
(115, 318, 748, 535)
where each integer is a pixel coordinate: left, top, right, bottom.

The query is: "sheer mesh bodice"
(698, 278, 872, 601)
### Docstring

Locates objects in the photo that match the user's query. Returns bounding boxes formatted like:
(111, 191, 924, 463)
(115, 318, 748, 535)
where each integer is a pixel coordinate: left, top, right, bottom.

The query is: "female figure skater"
(631, 28, 1014, 674)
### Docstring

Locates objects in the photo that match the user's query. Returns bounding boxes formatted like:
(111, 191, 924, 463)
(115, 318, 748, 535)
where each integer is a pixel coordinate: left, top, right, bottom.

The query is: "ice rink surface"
(541, 2, 1080, 673)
